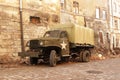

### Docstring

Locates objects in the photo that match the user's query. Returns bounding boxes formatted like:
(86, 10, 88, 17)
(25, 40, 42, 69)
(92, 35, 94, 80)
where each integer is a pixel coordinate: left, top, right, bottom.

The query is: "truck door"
(60, 31, 70, 57)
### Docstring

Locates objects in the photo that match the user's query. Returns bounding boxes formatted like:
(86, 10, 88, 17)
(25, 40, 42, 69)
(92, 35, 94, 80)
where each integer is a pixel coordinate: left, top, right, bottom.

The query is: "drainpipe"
(19, 0, 25, 52)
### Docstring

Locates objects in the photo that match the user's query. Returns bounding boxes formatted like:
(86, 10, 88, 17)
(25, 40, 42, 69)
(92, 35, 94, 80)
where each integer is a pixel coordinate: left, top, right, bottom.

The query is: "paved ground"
(0, 58, 120, 80)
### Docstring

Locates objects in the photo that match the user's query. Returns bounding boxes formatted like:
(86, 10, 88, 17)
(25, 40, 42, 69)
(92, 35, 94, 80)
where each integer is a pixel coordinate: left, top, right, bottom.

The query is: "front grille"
(30, 40, 39, 49)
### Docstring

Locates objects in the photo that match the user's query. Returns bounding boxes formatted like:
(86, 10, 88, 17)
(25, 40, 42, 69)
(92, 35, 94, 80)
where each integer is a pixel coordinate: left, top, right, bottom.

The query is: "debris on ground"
(0, 54, 14, 64)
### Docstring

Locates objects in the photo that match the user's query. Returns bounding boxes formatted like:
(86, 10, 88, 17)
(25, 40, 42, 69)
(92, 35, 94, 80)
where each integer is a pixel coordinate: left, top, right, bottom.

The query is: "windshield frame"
(43, 30, 61, 38)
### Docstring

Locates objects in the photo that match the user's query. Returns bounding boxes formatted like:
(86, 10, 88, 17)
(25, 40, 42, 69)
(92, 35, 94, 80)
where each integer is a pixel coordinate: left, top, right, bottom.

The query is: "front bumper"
(18, 51, 40, 58)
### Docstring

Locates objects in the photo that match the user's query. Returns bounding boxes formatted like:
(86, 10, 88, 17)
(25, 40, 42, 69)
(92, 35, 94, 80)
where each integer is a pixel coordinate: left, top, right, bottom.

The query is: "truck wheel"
(30, 57, 38, 65)
(49, 50, 57, 67)
(82, 50, 90, 62)
(78, 51, 83, 62)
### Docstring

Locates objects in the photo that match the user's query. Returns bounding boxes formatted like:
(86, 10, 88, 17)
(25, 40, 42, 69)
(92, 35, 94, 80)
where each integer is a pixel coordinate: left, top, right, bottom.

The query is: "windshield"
(44, 30, 60, 38)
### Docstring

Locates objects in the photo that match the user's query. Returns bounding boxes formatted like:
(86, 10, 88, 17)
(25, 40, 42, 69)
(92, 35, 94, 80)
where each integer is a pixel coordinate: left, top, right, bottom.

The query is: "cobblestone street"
(0, 58, 120, 80)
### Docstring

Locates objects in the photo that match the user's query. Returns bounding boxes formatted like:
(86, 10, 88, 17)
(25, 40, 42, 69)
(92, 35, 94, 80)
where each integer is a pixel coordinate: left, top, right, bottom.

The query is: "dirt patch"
(86, 70, 103, 74)
(0, 64, 20, 68)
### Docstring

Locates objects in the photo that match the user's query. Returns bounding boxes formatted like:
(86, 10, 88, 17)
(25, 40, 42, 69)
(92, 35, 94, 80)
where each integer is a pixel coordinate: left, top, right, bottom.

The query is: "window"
(60, 31, 68, 38)
(119, 19, 120, 29)
(30, 16, 40, 24)
(44, 30, 60, 38)
(96, 8, 100, 19)
(73, 1, 79, 14)
(119, 5, 120, 14)
(99, 31, 104, 44)
(106, 33, 110, 43)
(114, 3, 117, 12)
(116, 38, 119, 47)
(60, 0, 66, 10)
(102, 10, 106, 20)
(114, 20, 118, 28)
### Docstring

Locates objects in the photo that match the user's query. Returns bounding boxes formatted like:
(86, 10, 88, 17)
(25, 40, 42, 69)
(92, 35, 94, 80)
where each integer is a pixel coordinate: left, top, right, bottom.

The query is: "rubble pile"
(0, 54, 14, 64)
(0, 54, 20, 68)
(90, 46, 110, 60)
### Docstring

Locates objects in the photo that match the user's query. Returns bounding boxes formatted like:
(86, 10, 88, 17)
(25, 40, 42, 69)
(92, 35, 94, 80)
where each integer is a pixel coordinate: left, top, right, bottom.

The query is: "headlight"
(40, 42, 43, 45)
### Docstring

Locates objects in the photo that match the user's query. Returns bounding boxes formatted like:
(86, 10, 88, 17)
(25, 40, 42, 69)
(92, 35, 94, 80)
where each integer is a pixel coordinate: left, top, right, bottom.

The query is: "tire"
(49, 50, 57, 67)
(82, 50, 90, 62)
(30, 57, 38, 65)
(78, 51, 83, 62)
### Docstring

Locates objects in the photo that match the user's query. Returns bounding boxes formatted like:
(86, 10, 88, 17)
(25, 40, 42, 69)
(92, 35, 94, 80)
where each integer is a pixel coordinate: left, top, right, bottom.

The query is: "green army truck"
(18, 23, 94, 67)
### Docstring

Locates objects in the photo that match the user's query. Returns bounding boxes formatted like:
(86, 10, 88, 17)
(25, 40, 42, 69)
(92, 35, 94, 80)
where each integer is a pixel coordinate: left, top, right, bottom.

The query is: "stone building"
(0, 0, 112, 59)
(108, 0, 120, 50)
(0, 0, 60, 57)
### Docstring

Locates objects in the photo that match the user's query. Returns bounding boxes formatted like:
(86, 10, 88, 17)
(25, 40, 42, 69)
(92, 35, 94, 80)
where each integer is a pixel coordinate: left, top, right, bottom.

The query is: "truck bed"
(51, 23, 94, 46)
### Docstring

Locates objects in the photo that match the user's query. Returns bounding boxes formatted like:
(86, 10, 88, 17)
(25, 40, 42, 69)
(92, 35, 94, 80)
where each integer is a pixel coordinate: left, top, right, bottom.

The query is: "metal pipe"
(19, 0, 25, 52)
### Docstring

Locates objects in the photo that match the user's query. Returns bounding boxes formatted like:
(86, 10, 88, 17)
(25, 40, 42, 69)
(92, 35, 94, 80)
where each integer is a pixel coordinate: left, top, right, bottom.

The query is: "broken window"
(30, 16, 40, 24)
(73, 1, 79, 14)
(60, 0, 66, 10)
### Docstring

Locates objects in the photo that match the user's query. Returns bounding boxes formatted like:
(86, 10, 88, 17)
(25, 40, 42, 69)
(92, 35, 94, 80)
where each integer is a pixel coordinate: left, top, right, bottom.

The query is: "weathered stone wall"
(0, 0, 60, 59)
(0, 3, 20, 56)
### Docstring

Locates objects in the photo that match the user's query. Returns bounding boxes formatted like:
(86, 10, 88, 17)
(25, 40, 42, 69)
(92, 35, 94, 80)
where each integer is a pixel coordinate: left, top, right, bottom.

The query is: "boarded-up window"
(30, 16, 40, 24)
(73, 1, 79, 14)
(99, 32, 103, 43)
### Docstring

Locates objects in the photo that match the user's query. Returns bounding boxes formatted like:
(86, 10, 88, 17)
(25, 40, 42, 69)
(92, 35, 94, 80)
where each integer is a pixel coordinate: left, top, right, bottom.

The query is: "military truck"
(18, 23, 94, 67)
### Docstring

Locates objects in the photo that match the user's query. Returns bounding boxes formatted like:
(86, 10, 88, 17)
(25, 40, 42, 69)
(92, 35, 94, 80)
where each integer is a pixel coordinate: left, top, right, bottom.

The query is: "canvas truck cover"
(51, 23, 94, 46)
